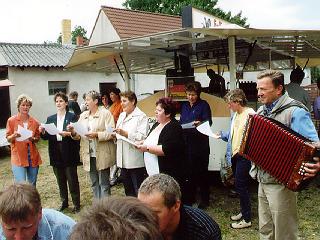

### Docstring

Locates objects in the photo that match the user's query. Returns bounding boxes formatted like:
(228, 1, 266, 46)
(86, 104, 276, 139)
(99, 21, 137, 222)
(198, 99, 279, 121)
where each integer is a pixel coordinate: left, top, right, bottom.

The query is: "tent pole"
(228, 36, 236, 90)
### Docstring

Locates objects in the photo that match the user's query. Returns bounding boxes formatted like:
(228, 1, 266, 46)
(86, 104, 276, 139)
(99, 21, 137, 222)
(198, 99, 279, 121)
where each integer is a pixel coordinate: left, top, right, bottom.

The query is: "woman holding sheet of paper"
(69, 90, 115, 199)
(179, 81, 212, 209)
(39, 92, 81, 213)
(6, 94, 41, 186)
(136, 98, 185, 188)
(114, 91, 148, 197)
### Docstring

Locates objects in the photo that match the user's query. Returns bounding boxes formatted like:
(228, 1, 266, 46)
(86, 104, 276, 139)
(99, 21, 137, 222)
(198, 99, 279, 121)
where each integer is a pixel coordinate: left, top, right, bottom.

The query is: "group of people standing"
(5, 68, 320, 240)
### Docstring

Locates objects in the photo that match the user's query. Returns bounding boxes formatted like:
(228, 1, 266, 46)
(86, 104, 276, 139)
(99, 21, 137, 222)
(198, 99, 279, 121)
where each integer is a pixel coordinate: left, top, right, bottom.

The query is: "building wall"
(8, 68, 122, 122)
(89, 11, 120, 46)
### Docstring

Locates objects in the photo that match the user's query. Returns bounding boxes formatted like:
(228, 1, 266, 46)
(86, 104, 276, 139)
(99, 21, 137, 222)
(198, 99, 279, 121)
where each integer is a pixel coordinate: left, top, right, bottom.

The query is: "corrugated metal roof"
(0, 43, 75, 67)
(102, 6, 182, 39)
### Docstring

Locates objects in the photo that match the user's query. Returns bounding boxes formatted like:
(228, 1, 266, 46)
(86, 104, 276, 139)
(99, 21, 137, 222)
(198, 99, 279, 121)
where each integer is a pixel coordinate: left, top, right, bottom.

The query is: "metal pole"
(228, 36, 236, 90)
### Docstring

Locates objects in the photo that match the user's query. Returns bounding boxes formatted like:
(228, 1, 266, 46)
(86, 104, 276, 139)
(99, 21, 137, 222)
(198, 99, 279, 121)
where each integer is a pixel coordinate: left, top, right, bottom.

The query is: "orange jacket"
(109, 101, 123, 124)
(6, 114, 42, 167)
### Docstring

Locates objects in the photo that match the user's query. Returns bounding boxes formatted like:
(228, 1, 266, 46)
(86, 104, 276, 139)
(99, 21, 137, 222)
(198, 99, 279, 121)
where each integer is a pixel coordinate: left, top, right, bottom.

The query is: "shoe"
(230, 212, 242, 221)
(228, 189, 239, 198)
(230, 219, 252, 229)
(72, 206, 81, 213)
(58, 204, 68, 212)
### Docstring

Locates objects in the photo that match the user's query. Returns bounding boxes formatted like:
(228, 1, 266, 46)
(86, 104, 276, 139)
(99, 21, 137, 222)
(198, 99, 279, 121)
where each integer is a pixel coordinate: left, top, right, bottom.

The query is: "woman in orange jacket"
(6, 94, 42, 186)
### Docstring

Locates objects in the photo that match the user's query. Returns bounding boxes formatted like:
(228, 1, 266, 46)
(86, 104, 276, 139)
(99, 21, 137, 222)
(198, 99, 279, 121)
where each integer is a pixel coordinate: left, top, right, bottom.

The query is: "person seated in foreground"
(69, 196, 162, 240)
(0, 182, 76, 240)
(138, 173, 222, 240)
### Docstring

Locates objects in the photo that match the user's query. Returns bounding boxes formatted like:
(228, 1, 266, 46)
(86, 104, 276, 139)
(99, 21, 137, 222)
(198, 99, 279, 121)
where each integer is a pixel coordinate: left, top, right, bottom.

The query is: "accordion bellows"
(239, 114, 317, 191)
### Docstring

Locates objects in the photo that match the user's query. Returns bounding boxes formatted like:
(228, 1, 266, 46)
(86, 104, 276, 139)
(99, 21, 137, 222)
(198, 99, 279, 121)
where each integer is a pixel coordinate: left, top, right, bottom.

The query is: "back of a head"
(290, 66, 305, 84)
(70, 196, 162, 240)
(0, 183, 41, 223)
(69, 91, 79, 99)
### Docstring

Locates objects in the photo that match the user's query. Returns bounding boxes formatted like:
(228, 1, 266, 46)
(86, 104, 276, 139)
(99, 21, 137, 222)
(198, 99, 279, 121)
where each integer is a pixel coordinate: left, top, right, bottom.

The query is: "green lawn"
(0, 141, 319, 239)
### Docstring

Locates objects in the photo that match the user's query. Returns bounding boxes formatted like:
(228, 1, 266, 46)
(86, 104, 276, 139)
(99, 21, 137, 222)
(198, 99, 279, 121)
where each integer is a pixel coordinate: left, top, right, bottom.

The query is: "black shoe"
(228, 189, 239, 198)
(58, 204, 68, 212)
(72, 206, 81, 213)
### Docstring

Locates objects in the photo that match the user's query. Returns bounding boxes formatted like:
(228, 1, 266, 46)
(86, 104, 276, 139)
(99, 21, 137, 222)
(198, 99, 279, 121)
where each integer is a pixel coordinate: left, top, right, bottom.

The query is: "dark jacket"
(41, 112, 80, 167)
(149, 119, 185, 181)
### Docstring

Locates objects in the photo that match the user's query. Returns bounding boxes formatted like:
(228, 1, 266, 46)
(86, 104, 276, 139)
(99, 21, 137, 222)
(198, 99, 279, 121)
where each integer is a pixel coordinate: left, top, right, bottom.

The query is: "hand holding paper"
(70, 122, 89, 138)
(16, 125, 33, 141)
(196, 121, 219, 139)
(40, 123, 61, 135)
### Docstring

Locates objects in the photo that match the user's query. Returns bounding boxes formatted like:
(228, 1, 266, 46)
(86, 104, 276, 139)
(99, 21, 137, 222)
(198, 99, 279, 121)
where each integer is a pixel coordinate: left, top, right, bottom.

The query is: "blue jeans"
(233, 154, 252, 222)
(12, 164, 39, 186)
(89, 157, 110, 199)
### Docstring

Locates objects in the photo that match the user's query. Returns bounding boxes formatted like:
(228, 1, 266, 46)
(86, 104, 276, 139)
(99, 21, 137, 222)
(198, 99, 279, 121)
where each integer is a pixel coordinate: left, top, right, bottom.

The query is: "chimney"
(76, 36, 84, 46)
(61, 19, 71, 45)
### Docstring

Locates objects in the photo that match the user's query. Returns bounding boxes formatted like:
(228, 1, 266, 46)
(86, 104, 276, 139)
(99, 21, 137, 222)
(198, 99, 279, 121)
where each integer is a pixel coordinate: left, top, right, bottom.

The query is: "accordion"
(239, 114, 318, 191)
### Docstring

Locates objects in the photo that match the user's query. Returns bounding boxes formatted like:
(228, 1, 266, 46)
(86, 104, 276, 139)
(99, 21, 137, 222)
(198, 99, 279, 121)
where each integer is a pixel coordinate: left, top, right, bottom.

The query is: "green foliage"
(311, 67, 320, 83)
(123, 0, 248, 27)
(56, 25, 88, 45)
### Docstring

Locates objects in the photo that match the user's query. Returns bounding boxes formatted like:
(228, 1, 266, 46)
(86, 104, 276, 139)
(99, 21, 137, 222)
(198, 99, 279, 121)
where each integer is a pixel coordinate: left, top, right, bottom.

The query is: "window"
(48, 81, 69, 95)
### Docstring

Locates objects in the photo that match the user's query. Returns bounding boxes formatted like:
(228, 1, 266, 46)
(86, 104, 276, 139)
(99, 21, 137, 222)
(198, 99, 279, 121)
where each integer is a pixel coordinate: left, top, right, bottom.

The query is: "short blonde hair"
(224, 89, 247, 106)
(16, 94, 32, 110)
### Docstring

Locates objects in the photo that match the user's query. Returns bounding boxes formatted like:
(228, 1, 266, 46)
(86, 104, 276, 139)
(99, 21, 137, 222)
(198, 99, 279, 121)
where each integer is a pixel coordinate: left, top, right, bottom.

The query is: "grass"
(0, 141, 319, 239)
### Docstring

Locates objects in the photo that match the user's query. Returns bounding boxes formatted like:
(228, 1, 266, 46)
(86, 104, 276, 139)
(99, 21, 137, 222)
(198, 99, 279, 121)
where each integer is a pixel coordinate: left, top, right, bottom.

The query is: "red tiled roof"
(102, 6, 182, 39)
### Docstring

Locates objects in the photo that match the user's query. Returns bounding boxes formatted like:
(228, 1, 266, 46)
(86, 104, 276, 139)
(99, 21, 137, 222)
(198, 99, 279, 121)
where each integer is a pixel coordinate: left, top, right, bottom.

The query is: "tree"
(57, 25, 88, 45)
(123, 0, 248, 27)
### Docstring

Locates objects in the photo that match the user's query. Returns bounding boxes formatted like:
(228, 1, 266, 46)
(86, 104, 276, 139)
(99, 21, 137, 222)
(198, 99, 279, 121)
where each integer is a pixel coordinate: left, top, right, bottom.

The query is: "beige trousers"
(258, 183, 298, 240)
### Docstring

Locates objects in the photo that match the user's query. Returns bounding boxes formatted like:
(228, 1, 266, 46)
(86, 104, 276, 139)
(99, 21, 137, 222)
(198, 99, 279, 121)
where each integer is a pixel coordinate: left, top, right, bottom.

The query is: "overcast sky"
(1, 0, 319, 44)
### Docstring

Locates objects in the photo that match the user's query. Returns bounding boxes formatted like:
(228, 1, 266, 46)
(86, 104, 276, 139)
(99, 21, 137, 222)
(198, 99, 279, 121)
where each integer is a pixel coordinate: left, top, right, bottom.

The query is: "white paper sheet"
(16, 125, 33, 141)
(116, 134, 138, 147)
(144, 152, 160, 176)
(106, 125, 114, 134)
(181, 122, 195, 129)
(41, 123, 61, 135)
(196, 121, 219, 138)
(70, 122, 89, 138)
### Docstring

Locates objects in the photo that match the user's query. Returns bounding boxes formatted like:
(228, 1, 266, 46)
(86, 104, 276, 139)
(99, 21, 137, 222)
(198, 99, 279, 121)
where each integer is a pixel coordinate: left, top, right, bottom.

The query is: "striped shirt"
(173, 205, 221, 240)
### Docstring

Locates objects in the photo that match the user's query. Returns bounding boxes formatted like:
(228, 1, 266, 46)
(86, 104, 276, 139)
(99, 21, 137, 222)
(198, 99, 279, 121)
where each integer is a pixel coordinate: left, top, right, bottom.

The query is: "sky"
(1, 0, 319, 44)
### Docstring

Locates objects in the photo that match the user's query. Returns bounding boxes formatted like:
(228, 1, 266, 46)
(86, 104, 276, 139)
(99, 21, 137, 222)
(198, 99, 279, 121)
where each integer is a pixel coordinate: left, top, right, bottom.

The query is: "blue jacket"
(220, 113, 235, 166)
(0, 209, 76, 240)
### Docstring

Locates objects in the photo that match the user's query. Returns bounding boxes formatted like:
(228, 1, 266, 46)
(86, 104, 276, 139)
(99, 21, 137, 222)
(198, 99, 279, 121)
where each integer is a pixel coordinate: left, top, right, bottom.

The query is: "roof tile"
(102, 6, 182, 39)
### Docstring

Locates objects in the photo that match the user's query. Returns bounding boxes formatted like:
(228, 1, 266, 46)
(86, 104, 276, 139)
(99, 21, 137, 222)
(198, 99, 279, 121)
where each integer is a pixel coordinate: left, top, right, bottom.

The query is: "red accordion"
(239, 114, 317, 191)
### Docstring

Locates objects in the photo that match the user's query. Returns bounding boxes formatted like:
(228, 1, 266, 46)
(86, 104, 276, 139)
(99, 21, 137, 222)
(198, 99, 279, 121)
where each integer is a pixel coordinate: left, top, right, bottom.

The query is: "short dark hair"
(185, 81, 202, 96)
(120, 91, 138, 106)
(257, 69, 285, 95)
(110, 87, 121, 96)
(69, 91, 78, 98)
(70, 196, 161, 240)
(290, 66, 305, 84)
(156, 97, 178, 119)
(54, 91, 68, 103)
(0, 183, 41, 223)
(139, 174, 181, 208)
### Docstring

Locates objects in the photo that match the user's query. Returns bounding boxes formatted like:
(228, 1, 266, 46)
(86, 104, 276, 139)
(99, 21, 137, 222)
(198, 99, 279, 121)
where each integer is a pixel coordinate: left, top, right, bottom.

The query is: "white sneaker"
(230, 213, 242, 221)
(230, 219, 252, 229)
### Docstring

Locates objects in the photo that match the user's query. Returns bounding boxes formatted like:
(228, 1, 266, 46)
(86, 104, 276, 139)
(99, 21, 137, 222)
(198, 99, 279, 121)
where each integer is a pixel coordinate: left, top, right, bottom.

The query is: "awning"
(0, 79, 14, 88)
(65, 27, 320, 74)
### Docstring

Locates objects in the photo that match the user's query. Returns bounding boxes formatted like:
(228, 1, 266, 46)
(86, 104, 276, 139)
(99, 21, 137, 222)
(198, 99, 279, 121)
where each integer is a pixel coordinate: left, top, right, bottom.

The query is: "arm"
(6, 118, 20, 143)
(127, 114, 148, 141)
(200, 101, 212, 125)
(97, 110, 115, 141)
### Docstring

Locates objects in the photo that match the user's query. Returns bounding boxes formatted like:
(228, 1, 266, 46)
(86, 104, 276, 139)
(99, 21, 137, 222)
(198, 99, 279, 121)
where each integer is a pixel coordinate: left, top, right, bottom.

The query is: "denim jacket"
(220, 113, 235, 166)
(0, 209, 76, 240)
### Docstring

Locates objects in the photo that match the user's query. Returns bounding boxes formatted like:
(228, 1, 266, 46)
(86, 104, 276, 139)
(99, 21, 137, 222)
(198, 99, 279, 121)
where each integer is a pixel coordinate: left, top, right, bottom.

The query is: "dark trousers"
(121, 167, 146, 197)
(233, 154, 252, 222)
(53, 166, 80, 208)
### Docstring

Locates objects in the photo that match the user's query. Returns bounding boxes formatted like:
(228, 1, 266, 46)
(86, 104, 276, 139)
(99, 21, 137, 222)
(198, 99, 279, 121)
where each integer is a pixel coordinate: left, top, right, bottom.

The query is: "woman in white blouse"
(114, 91, 148, 196)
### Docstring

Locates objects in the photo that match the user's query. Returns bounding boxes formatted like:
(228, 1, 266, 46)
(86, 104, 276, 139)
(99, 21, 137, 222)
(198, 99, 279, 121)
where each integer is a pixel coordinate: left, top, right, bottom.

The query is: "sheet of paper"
(71, 122, 89, 138)
(181, 122, 195, 129)
(106, 125, 114, 134)
(196, 121, 219, 138)
(16, 125, 33, 141)
(116, 134, 138, 147)
(144, 152, 160, 176)
(41, 123, 61, 135)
